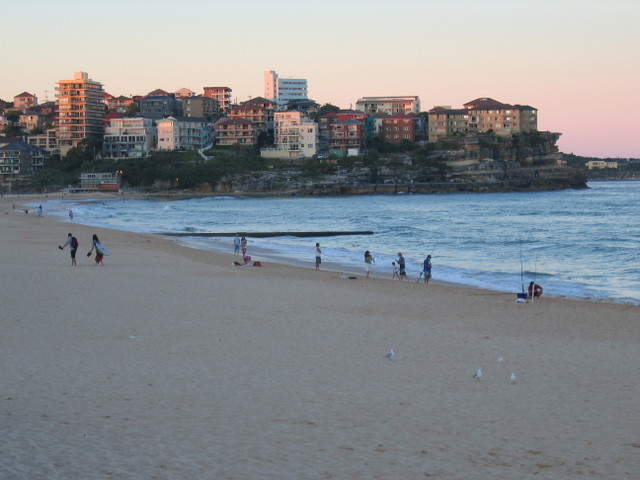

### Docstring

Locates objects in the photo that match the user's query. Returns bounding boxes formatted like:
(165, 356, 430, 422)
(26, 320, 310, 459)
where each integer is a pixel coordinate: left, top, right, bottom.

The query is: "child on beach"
(392, 261, 400, 279)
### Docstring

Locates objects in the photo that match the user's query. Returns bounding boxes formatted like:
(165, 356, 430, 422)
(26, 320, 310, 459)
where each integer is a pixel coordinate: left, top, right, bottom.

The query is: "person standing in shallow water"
(315, 243, 322, 270)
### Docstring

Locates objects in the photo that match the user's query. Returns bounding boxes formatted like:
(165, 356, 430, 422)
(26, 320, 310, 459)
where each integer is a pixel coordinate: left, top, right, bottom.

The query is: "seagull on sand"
(510, 373, 517, 384)
(496, 356, 505, 363)
(384, 349, 395, 360)
(473, 368, 484, 381)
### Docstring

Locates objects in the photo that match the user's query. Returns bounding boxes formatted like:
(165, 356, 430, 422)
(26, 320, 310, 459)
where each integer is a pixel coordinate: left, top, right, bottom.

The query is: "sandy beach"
(1, 195, 639, 479)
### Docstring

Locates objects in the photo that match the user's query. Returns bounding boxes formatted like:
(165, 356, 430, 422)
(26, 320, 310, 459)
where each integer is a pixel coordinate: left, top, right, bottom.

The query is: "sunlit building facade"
(55, 72, 105, 154)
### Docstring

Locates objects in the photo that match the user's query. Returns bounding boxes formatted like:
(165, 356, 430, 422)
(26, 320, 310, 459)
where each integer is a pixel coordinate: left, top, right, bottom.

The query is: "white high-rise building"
(264, 70, 308, 110)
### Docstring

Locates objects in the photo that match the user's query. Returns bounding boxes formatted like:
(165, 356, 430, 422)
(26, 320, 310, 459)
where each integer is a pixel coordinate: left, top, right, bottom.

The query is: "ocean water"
(36, 181, 639, 305)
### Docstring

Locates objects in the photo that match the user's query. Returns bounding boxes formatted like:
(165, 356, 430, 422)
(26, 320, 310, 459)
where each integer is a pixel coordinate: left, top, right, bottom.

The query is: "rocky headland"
(211, 132, 587, 196)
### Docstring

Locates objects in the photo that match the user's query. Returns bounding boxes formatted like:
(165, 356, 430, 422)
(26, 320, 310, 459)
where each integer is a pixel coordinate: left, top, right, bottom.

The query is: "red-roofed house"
(174, 88, 196, 98)
(13, 92, 37, 110)
(103, 93, 135, 113)
(147, 89, 170, 97)
(103, 110, 123, 128)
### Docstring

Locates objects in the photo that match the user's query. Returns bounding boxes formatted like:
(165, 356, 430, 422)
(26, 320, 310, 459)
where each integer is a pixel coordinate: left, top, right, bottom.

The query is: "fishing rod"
(519, 233, 525, 294)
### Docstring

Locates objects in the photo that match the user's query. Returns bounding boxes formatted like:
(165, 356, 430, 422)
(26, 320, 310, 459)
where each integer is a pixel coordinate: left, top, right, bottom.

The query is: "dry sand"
(1, 195, 639, 479)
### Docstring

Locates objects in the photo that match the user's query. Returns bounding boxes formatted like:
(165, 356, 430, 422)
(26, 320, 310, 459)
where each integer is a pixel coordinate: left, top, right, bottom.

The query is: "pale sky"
(3, 0, 639, 158)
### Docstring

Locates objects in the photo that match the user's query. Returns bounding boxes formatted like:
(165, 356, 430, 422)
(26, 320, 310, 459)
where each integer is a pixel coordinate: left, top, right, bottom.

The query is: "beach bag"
(71, 237, 78, 248)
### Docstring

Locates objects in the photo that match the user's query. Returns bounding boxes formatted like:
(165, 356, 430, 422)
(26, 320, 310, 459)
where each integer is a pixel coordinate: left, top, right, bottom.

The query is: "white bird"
(496, 356, 505, 363)
(384, 349, 395, 360)
(473, 368, 484, 381)
(510, 373, 517, 384)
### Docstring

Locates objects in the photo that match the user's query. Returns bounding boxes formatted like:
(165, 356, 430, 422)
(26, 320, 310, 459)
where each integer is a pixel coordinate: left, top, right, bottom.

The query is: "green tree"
(5, 110, 20, 123)
(61, 136, 104, 172)
(2, 125, 23, 137)
(311, 103, 341, 120)
(124, 102, 139, 117)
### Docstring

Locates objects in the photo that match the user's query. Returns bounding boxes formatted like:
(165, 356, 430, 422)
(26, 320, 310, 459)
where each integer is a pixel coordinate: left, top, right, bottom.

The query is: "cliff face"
(214, 132, 587, 195)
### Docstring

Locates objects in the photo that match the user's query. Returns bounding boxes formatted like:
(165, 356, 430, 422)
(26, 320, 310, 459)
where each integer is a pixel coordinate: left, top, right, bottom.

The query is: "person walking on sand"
(241, 236, 247, 256)
(233, 233, 241, 256)
(364, 250, 374, 278)
(397, 252, 407, 280)
(422, 255, 432, 284)
(392, 261, 400, 279)
(58, 233, 79, 266)
(315, 243, 322, 270)
(87, 234, 106, 266)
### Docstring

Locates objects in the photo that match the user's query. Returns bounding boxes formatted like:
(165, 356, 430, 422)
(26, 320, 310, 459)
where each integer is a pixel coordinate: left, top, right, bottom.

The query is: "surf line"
(160, 231, 374, 238)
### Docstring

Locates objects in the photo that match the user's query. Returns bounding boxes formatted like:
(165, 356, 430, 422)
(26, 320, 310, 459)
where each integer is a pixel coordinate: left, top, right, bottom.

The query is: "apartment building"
(317, 110, 369, 141)
(427, 107, 468, 141)
(203, 87, 232, 113)
(103, 93, 134, 113)
(183, 96, 219, 119)
(228, 97, 275, 134)
(261, 111, 318, 160)
(156, 116, 213, 151)
(103, 117, 156, 158)
(329, 119, 365, 156)
(138, 94, 183, 119)
(355, 96, 420, 116)
(214, 117, 256, 146)
(13, 92, 38, 111)
(264, 71, 308, 110)
(586, 160, 618, 170)
(55, 72, 105, 154)
(380, 113, 421, 144)
(0, 141, 48, 184)
(27, 128, 59, 155)
(428, 98, 538, 141)
(18, 113, 45, 132)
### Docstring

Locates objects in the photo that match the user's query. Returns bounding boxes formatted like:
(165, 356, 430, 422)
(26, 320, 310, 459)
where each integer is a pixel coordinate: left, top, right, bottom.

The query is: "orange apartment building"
(428, 97, 538, 142)
(55, 72, 105, 154)
(228, 97, 275, 134)
(203, 87, 232, 113)
(214, 117, 256, 146)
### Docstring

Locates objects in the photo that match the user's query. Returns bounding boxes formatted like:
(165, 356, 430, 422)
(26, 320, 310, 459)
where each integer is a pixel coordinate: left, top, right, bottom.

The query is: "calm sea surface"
(38, 181, 639, 305)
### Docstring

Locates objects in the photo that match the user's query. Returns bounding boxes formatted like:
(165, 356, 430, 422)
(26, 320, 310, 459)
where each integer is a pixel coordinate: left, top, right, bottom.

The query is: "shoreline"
(7, 191, 638, 306)
(2, 193, 639, 479)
